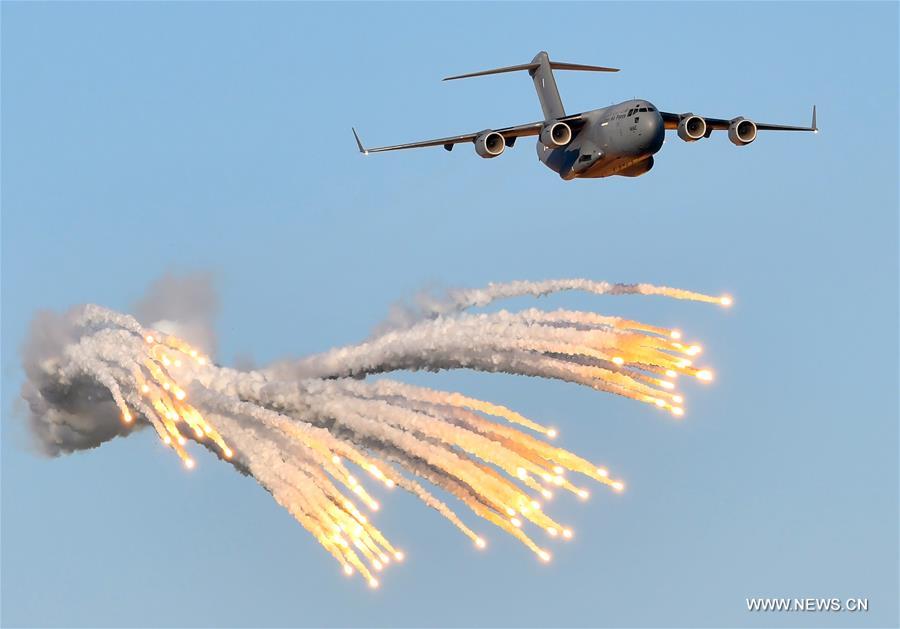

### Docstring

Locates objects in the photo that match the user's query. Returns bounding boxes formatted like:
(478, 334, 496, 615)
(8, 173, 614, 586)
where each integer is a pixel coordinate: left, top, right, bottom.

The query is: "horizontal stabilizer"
(444, 63, 539, 81)
(548, 61, 619, 73)
(444, 59, 619, 81)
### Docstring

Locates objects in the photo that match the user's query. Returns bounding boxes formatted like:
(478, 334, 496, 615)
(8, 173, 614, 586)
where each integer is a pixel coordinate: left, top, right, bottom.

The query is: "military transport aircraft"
(352, 51, 817, 180)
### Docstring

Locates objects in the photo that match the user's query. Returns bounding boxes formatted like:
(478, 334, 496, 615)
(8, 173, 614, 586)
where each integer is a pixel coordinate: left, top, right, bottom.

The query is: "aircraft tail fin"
(443, 52, 619, 121)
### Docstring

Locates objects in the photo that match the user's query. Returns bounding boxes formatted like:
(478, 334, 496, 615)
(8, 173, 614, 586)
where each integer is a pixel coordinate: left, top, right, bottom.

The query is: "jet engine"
(474, 131, 506, 158)
(677, 115, 707, 142)
(728, 118, 757, 146)
(539, 121, 572, 149)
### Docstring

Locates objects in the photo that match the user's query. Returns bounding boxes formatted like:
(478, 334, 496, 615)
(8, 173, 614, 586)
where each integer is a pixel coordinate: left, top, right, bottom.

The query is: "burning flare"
(20, 279, 728, 586)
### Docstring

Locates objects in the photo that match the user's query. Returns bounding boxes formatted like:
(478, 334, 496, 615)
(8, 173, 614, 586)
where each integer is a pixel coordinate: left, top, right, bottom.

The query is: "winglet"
(811, 105, 817, 133)
(352, 127, 369, 155)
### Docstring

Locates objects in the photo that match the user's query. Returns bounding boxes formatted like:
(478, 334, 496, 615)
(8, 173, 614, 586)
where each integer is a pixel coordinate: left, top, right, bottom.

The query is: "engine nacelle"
(539, 121, 572, 149)
(474, 131, 505, 158)
(728, 117, 757, 146)
(677, 114, 707, 142)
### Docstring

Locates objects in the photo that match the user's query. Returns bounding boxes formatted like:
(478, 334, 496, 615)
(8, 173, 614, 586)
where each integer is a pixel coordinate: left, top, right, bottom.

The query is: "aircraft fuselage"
(537, 99, 665, 180)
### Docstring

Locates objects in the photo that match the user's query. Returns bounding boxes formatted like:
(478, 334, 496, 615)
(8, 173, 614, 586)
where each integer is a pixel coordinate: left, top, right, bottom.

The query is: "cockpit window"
(627, 109, 634, 116)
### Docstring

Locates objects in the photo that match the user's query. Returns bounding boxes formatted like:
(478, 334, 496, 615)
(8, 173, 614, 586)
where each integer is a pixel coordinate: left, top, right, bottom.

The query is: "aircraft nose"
(646, 111, 665, 153)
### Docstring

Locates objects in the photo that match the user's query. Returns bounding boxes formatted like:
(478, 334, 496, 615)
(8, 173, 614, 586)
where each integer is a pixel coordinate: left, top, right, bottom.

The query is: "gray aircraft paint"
(537, 100, 665, 180)
(352, 51, 816, 181)
(530, 51, 567, 121)
(525, 52, 664, 180)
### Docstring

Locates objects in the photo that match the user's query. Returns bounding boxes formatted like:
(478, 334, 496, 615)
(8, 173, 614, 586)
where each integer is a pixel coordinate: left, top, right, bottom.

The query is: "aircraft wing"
(353, 114, 585, 154)
(660, 106, 817, 133)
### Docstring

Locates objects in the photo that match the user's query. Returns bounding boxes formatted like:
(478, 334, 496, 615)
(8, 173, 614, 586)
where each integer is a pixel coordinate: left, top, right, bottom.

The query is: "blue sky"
(2, 2, 897, 627)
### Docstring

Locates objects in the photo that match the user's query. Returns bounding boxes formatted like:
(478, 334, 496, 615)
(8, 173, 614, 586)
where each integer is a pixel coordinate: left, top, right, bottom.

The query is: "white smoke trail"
(18, 277, 729, 585)
(381, 278, 733, 329)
